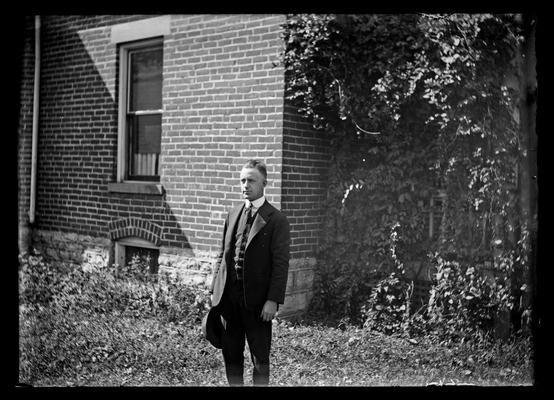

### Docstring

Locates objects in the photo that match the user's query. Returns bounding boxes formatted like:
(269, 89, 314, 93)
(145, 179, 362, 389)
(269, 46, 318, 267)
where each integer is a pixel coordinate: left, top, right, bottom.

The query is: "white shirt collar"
(246, 196, 265, 211)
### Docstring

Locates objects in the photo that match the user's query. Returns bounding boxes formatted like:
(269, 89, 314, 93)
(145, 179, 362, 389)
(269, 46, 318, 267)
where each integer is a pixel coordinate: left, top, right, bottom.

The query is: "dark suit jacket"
(210, 200, 290, 315)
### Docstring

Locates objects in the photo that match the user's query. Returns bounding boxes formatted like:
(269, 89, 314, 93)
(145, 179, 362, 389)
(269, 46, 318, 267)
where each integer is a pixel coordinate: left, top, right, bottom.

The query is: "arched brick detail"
(108, 217, 163, 246)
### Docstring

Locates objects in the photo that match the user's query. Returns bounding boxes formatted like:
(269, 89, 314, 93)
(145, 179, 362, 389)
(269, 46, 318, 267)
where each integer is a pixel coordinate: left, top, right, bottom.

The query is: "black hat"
(202, 307, 223, 349)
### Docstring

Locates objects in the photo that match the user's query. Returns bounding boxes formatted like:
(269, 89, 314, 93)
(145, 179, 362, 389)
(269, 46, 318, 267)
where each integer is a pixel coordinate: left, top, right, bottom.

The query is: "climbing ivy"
(282, 13, 533, 335)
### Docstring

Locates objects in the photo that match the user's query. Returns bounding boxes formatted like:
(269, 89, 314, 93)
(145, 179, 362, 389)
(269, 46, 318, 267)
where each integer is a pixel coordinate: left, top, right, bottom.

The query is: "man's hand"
(260, 300, 278, 322)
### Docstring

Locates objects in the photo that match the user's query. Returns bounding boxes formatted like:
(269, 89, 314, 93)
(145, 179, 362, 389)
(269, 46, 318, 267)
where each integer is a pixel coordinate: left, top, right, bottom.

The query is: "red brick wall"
(282, 102, 332, 259)
(18, 14, 287, 257)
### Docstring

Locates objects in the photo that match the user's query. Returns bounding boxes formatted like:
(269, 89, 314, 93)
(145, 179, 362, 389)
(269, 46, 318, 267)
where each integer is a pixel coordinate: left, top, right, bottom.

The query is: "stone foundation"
(18, 224, 32, 256)
(157, 247, 214, 288)
(279, 257, 316, 318)
(30, 229, 112, 271)
(23, 229, 316, 317)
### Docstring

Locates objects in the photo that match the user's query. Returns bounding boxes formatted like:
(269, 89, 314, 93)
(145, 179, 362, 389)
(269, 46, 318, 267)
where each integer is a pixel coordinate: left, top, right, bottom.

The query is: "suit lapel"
(246, 201, 272, 250)
(225, 205, 244, 251)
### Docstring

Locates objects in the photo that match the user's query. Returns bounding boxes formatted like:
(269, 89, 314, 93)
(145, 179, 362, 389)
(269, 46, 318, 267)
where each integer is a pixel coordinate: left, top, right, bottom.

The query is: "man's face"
(240, 167, 266, 201)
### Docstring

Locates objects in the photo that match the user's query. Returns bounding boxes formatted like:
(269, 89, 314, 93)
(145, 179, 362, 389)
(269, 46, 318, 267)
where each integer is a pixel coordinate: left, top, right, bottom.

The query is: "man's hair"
(243, 159, 267, 180)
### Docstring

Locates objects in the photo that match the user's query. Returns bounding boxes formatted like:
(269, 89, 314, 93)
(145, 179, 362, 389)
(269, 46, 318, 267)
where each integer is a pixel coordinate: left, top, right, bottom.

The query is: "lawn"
(18, 254, 534, 387)
(18, 305, 533, 387)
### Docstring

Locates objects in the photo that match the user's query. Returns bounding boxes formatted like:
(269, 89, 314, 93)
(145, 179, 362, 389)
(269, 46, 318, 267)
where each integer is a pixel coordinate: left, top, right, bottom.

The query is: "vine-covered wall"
(281, 14, 536, 335)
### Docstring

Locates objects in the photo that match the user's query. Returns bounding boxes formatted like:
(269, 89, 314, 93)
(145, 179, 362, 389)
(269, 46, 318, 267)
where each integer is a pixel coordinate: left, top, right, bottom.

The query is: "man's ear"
(263, 180, 268, 187)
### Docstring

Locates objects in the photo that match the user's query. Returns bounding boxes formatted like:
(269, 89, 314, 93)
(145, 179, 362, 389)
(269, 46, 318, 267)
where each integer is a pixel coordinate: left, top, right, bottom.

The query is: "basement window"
(114, 237, 159, 275)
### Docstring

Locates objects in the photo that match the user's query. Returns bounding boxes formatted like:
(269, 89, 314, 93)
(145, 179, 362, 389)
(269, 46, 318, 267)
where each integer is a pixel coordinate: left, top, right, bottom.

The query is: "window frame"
(117, 37, 163, 183)
(114, 237, 160, 277)
(428, 190, 446, 240)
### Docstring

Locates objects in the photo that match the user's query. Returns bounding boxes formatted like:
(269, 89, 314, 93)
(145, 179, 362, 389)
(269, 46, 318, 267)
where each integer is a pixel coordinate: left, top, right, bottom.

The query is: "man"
(209, 159, 290, 386)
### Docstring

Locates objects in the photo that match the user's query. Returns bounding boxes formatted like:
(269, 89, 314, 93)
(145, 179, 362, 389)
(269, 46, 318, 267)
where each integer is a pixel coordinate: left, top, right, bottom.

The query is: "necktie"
(234, 206, 254, 280)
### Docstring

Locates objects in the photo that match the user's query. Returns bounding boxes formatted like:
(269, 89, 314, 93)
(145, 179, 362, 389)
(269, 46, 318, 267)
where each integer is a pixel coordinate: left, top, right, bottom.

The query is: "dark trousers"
(219, 279, 272, 386)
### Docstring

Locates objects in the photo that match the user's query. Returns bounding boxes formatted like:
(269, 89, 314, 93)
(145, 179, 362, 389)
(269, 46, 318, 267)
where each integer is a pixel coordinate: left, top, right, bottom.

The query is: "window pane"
(128, 114, 161, 178)
(125, 246, 159, 274)
(129, 47, 162, 111)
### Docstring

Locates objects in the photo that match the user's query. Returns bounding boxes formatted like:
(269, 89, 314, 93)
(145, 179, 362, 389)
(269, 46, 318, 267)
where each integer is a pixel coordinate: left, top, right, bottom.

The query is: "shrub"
(425, 252, 513, 341)
(361, 266, 413, 334)
(19, 251, 213, 383)
(361, 222, 414, 334)
(360, 249, 516, 342)
(19, 251, 70, 307)
(147, 270, 211, 324)
(307, 257, 380, 325)
(19, 251, 211, 324)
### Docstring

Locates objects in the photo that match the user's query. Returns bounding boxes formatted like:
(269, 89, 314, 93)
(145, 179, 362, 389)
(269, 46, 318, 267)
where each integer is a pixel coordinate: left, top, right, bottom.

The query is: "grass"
(19, 305, 533, 387)
(18, 254, 534, 387)
(271, 321, 532, 386)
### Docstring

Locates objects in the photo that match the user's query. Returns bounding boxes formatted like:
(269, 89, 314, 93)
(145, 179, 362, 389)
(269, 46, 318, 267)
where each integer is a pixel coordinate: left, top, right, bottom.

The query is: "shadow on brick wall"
(21, 17, 201, 278)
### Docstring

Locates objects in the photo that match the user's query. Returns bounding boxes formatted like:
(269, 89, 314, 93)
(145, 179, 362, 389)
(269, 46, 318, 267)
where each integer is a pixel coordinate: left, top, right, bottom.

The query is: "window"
(428, 191, 445, 240)
(118, 39, 163, 182)
(125, 246, 160, 274)
(114, 237, 160, 276)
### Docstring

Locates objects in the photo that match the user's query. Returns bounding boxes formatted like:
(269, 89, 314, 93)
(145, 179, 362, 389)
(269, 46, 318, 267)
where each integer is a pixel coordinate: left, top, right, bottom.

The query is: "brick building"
(17, 15, 332, 317)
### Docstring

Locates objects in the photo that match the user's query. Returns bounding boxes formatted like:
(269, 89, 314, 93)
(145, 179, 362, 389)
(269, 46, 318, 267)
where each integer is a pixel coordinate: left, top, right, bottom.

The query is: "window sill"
(108, 181, 165, 195)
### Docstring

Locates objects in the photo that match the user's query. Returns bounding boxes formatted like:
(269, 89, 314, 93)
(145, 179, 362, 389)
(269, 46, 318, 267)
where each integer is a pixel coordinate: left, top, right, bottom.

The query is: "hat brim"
(202, 307, 223, 349)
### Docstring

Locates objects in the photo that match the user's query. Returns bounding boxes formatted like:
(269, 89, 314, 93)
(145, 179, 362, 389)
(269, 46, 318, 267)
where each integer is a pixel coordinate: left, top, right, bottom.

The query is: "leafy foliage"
(362, 269, 413, 334)
(282, 13, 532, 339)
(361, 223, 413, 334)
(18, 251, 213, 384)
(18, 253, 532, 386)
(426, 253, 513, 339)
(19, 251, 211, 325)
